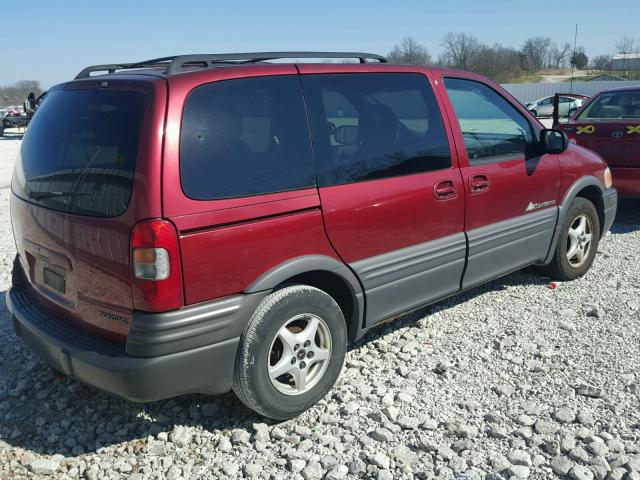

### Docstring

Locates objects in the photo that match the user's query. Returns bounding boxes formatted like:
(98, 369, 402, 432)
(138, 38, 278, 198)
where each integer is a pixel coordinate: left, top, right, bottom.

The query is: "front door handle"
(434, 180, 457, 200)
(469, 174, 490, 194)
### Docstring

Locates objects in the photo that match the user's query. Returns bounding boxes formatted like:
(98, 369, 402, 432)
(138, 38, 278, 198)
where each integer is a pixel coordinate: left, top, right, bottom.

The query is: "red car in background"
(560, 86, 640, 196)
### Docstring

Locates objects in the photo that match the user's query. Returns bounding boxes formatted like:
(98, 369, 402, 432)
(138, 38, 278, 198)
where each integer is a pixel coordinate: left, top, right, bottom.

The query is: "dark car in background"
(559, 86, 640, 196)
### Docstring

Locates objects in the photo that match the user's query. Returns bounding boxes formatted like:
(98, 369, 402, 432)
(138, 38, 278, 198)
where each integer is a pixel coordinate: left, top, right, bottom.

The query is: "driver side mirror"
(539, 129, 569, 154)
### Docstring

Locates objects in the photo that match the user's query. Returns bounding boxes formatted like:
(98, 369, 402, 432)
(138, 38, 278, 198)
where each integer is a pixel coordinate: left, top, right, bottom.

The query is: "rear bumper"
(602, 186, 618, 234)
(610, 167, 640, 197)
(6, 285, 266, 402)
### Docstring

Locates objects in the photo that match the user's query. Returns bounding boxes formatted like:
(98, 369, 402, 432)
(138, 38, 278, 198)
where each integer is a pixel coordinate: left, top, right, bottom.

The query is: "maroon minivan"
(7, 52, 617, 419)
(559, 86, 640, 196)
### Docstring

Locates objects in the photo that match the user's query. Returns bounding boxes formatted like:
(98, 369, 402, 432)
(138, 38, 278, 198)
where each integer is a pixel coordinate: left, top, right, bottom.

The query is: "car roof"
(598, 84, 640, 94)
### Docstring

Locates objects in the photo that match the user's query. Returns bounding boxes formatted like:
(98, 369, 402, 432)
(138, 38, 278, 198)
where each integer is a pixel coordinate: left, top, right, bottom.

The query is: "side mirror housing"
(334, 125, 359, 145)
(539, 128, 569, 154)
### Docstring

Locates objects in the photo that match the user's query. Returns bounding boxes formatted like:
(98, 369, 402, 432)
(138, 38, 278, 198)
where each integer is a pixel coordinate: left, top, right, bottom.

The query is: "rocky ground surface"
(0, 131, 638, 479)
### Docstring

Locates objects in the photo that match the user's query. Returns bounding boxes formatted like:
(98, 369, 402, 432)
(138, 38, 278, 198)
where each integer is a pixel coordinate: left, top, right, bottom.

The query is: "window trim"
(442, 76, 538, 166)
(178, 74, 317, 202)
(301, 71, 454, 188)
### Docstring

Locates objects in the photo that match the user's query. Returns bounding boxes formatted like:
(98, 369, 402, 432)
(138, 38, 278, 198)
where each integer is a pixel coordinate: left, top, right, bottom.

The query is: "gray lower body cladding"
(351, 233, 467, 326)
(351, 210, 558, 325)
(5, 284, 265, 402)
(464, 208, 558, 289)
(601, 187, 618, 234)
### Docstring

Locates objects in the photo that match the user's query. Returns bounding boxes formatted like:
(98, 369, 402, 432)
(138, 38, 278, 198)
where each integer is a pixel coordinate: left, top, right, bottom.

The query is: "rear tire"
(540, 197, 600, 281)
(232, 285, 347, 420)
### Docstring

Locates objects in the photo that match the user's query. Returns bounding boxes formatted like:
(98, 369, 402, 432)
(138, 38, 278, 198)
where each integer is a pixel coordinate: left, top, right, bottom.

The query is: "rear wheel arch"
(245, 255, 365, 341)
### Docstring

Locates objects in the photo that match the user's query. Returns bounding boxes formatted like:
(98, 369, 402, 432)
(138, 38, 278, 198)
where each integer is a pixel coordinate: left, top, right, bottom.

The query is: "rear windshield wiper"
(27, 191, 91, 201)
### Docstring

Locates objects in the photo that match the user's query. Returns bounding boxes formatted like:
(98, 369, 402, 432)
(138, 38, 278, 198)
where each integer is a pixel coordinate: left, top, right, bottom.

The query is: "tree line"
(0, 80, 43, 107)
(388, 35, 640, 83)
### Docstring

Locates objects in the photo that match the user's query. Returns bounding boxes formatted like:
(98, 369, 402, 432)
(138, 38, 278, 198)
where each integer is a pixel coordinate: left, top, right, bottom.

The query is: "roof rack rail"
(74, 57, 177, 79)
(74, 52, 387, 79)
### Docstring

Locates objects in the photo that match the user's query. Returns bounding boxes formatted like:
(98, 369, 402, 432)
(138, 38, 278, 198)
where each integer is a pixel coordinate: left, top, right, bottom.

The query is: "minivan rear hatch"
(11, 79, 164, 341)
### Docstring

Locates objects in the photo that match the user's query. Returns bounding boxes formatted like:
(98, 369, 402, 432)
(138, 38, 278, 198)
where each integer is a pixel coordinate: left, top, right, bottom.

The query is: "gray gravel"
(1, 132, 639, 479)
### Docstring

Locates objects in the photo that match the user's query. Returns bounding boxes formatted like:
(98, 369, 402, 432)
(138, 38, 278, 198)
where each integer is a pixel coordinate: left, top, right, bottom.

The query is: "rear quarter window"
(180, 75, 315, 200)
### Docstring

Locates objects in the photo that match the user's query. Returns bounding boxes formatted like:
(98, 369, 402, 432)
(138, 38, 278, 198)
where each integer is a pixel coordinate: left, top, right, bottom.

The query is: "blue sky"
(3, 0, 639, 88)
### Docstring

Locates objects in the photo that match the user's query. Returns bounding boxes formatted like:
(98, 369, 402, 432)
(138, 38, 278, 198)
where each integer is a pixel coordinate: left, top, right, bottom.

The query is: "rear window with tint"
(180, 75, 315, 200)
(13, 89, 146, 217)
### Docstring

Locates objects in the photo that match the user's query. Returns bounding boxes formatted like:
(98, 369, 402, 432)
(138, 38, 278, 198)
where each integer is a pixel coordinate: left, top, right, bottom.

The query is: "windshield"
(578, 90, 640, 121)
(13, 88, 146, 217)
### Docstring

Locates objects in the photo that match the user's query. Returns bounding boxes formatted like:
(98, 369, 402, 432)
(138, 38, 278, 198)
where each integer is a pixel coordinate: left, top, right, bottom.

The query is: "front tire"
(541, 197, 600, 281)
(232, 285, 347, 420)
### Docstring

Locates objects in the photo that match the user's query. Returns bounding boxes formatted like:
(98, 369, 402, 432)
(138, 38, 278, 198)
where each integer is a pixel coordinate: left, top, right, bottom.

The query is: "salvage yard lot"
(0, 129, 638, 479)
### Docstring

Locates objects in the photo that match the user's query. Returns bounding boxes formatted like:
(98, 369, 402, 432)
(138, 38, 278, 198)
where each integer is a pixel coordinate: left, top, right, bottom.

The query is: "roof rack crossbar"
(74, 51, 387, 79)
(75, 59, 173, 79)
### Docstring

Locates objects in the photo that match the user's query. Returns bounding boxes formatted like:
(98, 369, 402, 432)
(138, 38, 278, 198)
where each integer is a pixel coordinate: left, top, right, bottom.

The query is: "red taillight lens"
(131, 219, 183, 312)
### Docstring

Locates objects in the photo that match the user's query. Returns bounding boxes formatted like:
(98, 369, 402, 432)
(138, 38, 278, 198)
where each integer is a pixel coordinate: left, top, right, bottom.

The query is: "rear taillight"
(131, 219, 183, 312)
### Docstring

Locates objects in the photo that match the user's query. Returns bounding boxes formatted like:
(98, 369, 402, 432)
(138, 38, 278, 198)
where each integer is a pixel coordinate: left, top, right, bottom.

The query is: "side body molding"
(463, 208, 557, 289)
(540, 176, 603, 265)
(351, 233, 467, 326)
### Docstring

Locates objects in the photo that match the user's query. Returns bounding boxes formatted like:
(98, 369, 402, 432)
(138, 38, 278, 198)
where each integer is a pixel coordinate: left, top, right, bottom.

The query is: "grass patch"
(509, 74, 544, 83)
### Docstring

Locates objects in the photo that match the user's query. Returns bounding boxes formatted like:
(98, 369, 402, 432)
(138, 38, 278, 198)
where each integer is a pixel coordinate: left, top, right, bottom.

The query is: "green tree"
(571, 51, 589, 70)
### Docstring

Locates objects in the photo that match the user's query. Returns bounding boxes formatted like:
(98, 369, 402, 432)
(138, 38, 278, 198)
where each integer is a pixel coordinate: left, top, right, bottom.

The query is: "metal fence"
(501, 81, 640, 104)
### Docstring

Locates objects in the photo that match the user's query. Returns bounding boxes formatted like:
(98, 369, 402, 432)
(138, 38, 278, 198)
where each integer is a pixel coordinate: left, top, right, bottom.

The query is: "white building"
(612, 53, 640, 71)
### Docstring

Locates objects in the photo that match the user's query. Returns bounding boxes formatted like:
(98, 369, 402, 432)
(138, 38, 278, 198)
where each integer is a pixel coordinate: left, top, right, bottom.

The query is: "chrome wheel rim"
(566, 214, 593, 267)
(268, 313, 332, 396)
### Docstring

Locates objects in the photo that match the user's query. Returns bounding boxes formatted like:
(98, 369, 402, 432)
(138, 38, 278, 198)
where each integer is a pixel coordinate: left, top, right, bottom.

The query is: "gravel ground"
(0, 130, 638, 480)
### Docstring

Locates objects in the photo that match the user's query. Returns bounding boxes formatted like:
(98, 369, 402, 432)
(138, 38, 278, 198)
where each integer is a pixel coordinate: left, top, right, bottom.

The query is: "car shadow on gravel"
(0, 269, 555, 458)
(611, 198, 640, 233)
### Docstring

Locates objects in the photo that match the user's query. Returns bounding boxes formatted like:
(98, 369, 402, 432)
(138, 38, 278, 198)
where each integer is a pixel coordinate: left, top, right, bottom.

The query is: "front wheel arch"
(539, 177, 604, 266)
(539, 197, 600, 281)
(575, 186, 605, 236)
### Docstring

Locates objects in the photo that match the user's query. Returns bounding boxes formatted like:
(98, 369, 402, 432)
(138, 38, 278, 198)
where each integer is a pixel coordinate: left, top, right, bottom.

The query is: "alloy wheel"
(268, 313, 332, 395)
(566, 214, 593, 267)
